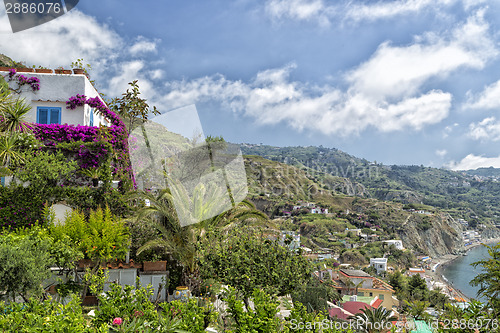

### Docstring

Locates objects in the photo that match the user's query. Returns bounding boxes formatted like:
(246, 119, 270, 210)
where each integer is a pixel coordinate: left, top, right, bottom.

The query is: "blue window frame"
(89, 110, 94, 126)
(37, 107, 61, 124)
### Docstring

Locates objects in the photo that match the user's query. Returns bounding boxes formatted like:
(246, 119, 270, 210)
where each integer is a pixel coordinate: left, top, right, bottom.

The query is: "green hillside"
(240, 144, 500, 227)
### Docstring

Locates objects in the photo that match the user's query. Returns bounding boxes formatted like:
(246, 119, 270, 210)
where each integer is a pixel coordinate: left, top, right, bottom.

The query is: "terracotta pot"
(78, 259, 94, 268)
(82, 295, 98, 306)
(35, 68, 53, 73)
(143, 260, 167, 271)
(0, 66, 12, 72)
(16, 68, 34, 72)
(55, 69, 72, 74)
(73, 68, 85, 74)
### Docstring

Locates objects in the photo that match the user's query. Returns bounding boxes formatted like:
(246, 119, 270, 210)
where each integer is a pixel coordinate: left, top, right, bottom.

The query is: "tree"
(349, 307, 397, 333)
(108, 80, 159, 135)
(199, 227, 312, 307)
(470, 242, 500, 317)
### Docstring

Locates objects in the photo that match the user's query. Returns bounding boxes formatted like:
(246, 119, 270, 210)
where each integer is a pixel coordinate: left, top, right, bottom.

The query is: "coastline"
(425, 237, 500, 303)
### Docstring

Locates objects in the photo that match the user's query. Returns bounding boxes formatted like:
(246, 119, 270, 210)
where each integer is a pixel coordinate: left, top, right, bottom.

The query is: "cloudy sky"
(1, 0, 500, 170)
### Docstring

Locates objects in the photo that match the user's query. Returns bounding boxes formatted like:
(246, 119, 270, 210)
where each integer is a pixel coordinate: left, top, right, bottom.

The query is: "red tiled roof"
(329, 307, 354, 320)
(371, 298, 383, 308)
(342, 301, 371, 315)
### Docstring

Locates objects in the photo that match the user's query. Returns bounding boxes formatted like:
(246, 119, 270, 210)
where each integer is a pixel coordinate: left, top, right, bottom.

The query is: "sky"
(1, 0, 500, 170)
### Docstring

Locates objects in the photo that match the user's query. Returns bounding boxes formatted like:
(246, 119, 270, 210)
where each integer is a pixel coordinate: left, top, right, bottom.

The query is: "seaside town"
(3, 1, 500, 331)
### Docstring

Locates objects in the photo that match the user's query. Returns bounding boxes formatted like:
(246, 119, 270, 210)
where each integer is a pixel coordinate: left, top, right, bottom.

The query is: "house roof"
(342, 301, 371, 315)
(371, 298, 383, 308)
(329, 305, 354, 321)
(339, 269, 372, 278)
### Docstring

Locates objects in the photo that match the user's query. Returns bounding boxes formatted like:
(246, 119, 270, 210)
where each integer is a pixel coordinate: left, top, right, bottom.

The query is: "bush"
(94, 283, 158, 327)
(0, 295, 97, 332)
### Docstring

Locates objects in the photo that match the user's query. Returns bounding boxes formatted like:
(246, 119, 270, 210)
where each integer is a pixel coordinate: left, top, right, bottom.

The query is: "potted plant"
(16, 67, 34, 73)
(34, 66, 53, 73)
(54, 66, 71, 74)
(81, 167, 102, 187)
(142, 254, 167, 271)
(71, 59, 91, 77)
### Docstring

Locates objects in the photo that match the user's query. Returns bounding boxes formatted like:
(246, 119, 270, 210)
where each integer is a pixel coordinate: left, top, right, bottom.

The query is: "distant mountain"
(463, 167, 500, 178)
(240, 144, 500, 228)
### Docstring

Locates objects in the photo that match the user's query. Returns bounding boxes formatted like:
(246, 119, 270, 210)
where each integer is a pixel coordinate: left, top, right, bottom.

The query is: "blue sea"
(441, 244, 493, 302)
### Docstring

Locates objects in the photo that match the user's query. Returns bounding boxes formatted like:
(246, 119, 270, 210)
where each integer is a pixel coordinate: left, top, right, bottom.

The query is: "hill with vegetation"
(242, 155, 465, 258)
(241, 144, 500, 233)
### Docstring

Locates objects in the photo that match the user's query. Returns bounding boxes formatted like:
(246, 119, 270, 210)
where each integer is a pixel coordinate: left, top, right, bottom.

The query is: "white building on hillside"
(1, 68, 109, 127)
(369, 258, 387, 274)
(383, 240, 404, 250)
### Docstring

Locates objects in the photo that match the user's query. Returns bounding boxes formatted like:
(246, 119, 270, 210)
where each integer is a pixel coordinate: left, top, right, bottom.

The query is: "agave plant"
(0, 95, 32, 134)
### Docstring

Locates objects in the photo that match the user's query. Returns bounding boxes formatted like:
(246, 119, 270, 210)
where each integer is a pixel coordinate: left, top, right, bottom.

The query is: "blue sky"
(2, 0, 500, 170)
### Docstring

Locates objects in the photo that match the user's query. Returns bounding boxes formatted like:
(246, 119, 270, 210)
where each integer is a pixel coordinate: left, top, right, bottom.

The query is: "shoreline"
(425, 237, 500, 302)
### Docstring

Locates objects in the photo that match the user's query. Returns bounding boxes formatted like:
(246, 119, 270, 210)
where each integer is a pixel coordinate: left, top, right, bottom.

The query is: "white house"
(383, 240, 404, 250)
(1, 68, 109, 127)
(369, 258, 387, 274)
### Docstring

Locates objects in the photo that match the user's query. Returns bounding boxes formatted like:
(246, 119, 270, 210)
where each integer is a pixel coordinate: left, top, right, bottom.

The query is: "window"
(37, 107, 61, 124)
(357, 292, 364, 296)
(369, 292, 373, 297)
(379, 294, 384, 300)
(89, 110, 94, 126)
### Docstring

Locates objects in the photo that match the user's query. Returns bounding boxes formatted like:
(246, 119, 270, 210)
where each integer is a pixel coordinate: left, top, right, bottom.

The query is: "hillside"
(242, 155, 465, 258)
(241, 144, 500, 232)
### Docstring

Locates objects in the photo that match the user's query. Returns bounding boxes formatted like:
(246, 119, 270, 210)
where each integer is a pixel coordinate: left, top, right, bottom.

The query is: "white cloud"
(0, 8, 121, 69)
(157, 12, 494, 136)
(465, 80, 500, 110)
(468, 117, 500, 141)
(345, 0, 456, 23)
(347, 10, 495, 100)
(265, 0, 330, 26)
(436, 149, 448, 157)
(264, 0, 466, 25)
(448, 154, 500, 170)
(129, 36, 158, 56)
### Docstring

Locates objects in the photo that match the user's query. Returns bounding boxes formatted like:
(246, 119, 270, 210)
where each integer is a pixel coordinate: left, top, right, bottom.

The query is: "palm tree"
(349, 307, 397, 333)
(0, 135, 25, 168)
(0, 97, 32, 134)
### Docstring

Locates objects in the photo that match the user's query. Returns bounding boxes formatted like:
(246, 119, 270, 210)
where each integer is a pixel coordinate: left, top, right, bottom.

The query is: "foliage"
(199, 227, 312, 302)
(291, 277, 339, 313)
(108, 80, 159, 135)
(94, 282, 158, 327)
(0, 295, 97, 333)
(51, 206, 130, 263)
(348, 306, 397, 333)
(222, 287, 283, 333)
(0, 228, 52, 300)
(0, 185, 44, 230)
(15, 150, 78, 189)
(470, 242, 500, 317)
(160, 298, 217, 333)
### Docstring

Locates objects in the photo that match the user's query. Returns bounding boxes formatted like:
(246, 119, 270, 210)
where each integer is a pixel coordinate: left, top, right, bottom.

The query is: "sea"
(441, 244, 492, 302)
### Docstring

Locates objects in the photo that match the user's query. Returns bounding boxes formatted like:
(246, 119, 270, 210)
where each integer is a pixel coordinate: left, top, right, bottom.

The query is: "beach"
(424, 237, 500, 303)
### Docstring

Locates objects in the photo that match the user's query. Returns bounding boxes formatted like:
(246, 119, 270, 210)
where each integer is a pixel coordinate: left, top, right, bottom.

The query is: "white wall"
(1, 70, 110, 127)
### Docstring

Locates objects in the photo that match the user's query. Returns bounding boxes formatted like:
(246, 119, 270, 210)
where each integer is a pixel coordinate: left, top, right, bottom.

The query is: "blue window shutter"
(37, 107, 61, 124)
(50, 108, 60, 124)
(0, 177, 4, 187)
(89, 110, 94, 126)
(37, 108, 48, 124)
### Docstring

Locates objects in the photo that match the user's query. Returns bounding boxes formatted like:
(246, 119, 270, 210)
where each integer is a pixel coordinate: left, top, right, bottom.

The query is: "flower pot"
(16, 68, 34, 72)
(173, 286, 191, 301)
(55, 69, 72, 74)
(73, 68, 85, 74)
(0, 67, 12, 72)
(78, 259, 94, 268)
(143, 260, 167, 271)
(82, 295, 98, 306)
(35, 68, 53, 73)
